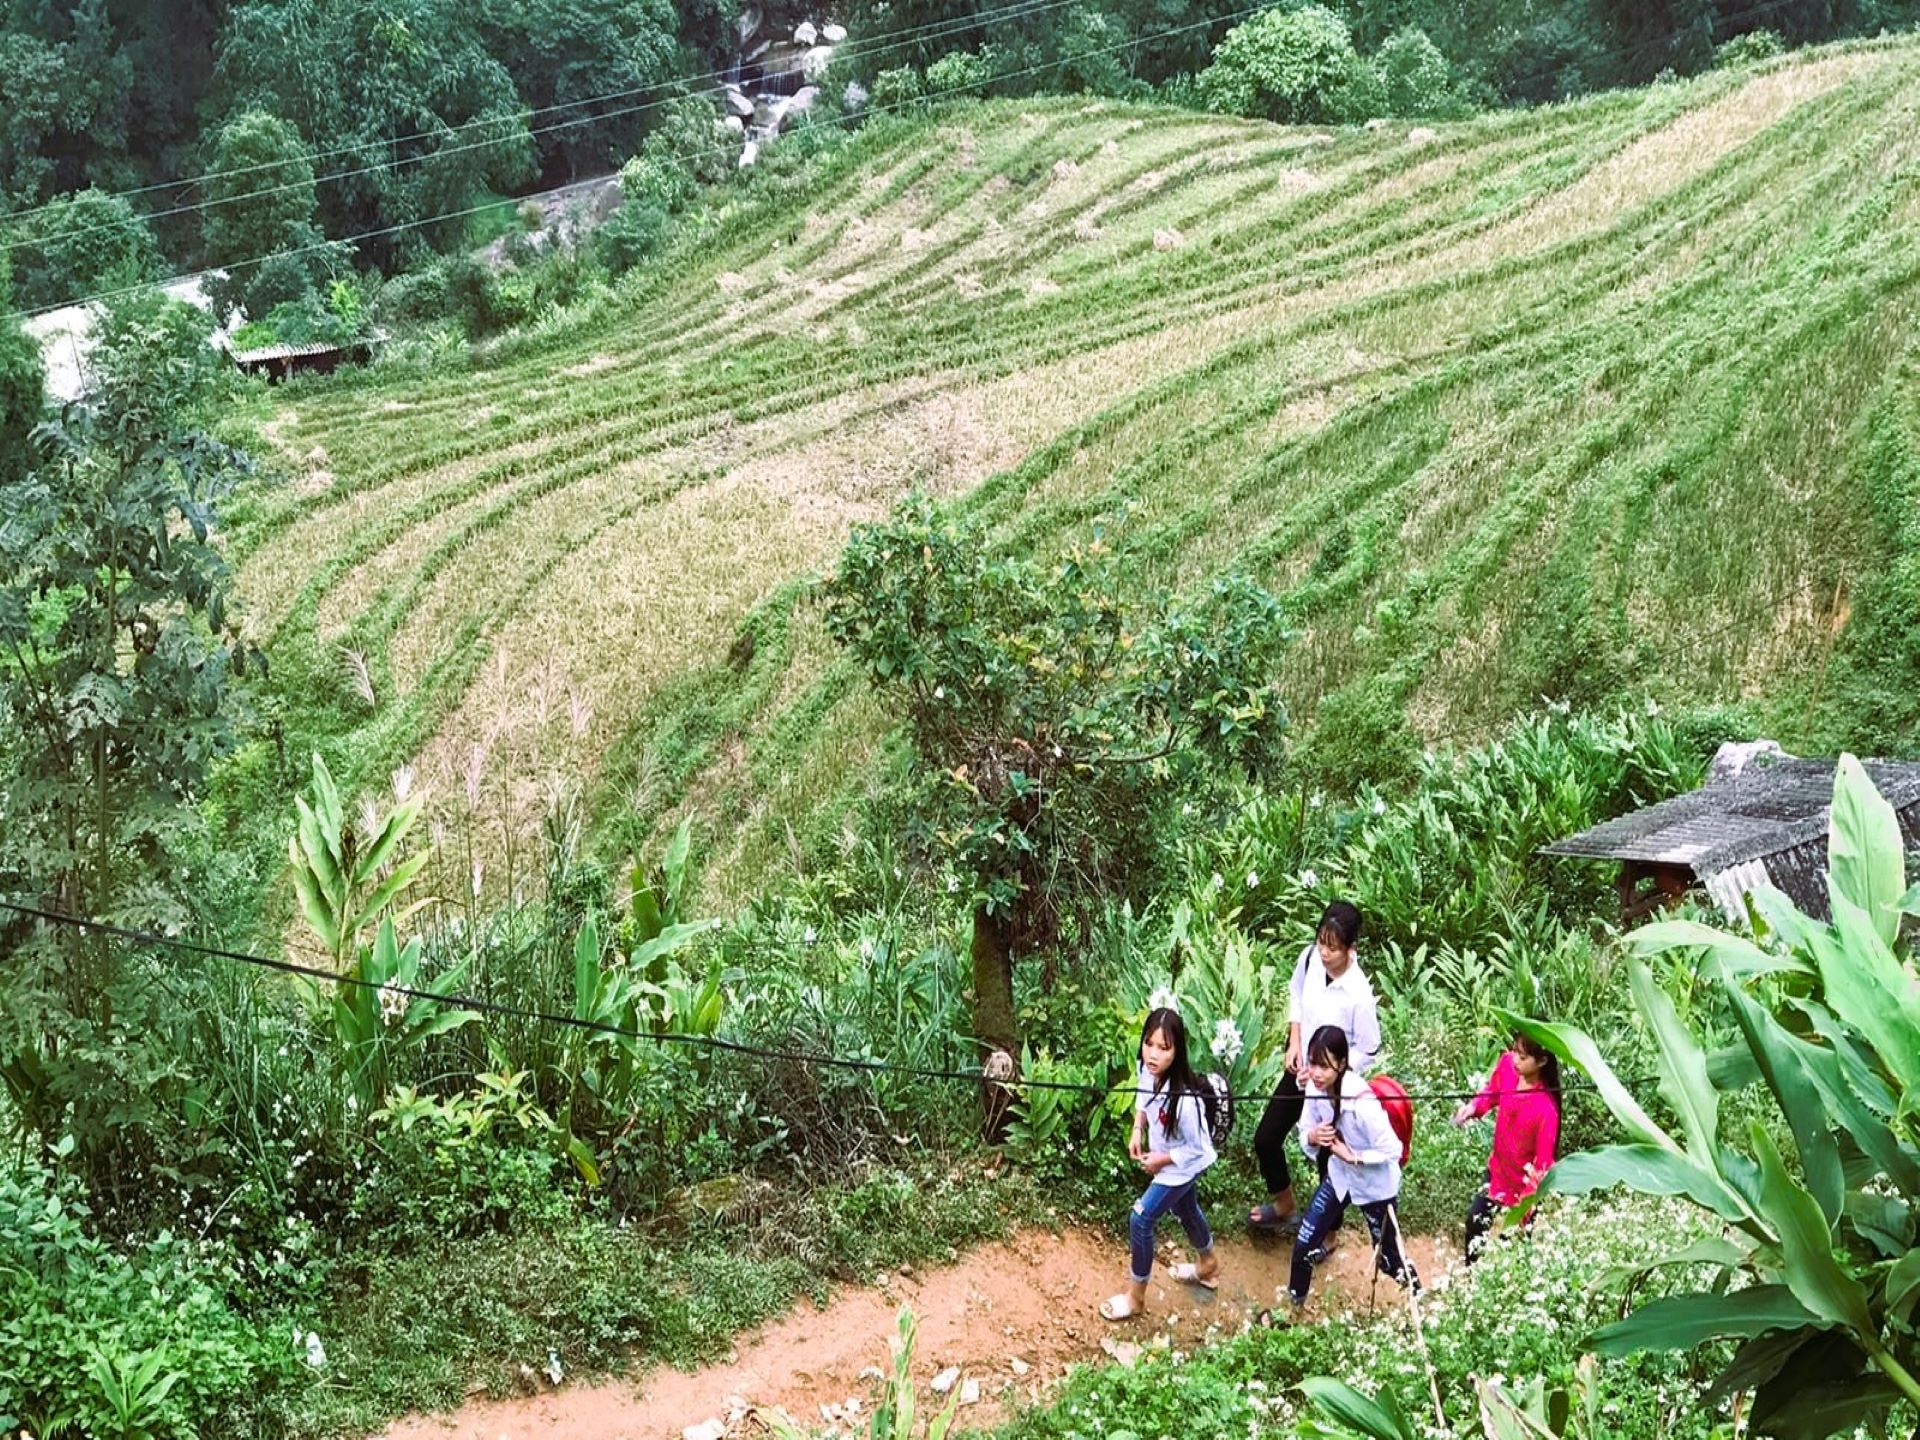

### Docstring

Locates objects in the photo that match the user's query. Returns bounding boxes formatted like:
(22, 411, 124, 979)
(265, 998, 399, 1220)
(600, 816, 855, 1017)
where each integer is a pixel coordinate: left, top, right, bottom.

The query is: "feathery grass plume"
(340, 647, 376, 708)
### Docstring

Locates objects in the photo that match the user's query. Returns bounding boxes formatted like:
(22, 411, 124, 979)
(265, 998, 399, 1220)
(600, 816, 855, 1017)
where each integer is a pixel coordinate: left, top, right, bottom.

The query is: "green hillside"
(238, 38, 1920, 902)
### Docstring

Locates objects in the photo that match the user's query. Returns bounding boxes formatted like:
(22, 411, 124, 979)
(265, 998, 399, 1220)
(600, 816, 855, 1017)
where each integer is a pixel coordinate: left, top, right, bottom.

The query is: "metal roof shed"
(1541, 757, 1920, 922)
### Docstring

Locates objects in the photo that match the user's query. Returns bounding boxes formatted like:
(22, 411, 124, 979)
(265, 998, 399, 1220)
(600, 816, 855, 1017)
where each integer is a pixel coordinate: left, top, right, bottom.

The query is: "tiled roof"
(1542, 757, 1920, 872)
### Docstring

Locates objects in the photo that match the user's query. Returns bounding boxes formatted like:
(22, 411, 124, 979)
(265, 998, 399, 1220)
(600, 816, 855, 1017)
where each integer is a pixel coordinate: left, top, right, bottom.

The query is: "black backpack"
(1205, 1072, 1235, 1142)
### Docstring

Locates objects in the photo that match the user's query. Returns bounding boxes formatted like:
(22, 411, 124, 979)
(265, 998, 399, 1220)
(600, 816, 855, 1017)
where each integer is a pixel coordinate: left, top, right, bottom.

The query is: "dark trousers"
(1288, 1179, 1416, 1301)
(1253, 1071, 1333, 1200)
(1464, 1185, 1534, 1264)
(1253, 1070, 1306, 1195)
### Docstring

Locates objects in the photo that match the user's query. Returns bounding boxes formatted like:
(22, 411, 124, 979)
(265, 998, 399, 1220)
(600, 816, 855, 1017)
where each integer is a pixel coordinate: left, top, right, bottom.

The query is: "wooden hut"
(1542, 756, 1920, 922)
(224, 335, 372, 383)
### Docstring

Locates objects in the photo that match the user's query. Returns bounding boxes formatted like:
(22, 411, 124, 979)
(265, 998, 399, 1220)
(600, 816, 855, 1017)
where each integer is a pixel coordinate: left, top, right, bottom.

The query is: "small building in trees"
(1543, 754, 1920, 923)
(223, 335, 373, 383)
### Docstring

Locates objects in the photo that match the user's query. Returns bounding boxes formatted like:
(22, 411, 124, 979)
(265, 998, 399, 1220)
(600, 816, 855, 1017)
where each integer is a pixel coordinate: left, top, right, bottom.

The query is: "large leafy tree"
(474, 0, 679, 182)
(1513, 757, 1920, 1437)
(1198, 4, 1379, 124)
(826, 497, 1289, 1107)
(212, 0, 533, 266)
(200, 109, 326, 319)
(6, 188, 160, 311)
(0, 288, 258, 1177)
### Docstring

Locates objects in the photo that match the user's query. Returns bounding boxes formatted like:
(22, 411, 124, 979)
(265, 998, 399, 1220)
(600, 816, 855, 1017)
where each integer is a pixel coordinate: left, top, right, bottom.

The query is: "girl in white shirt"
(1100, 1007, 1219, 1320)
(1279, 1025, 1419, 1313)
(1249, 901, 1380, 1230)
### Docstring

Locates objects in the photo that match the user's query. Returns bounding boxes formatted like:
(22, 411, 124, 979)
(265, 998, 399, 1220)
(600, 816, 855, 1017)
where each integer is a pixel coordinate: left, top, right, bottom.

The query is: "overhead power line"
(0, 899, 1656, 1108)
(0, 0, 1092, 250)
(3, 0, 1293, 320)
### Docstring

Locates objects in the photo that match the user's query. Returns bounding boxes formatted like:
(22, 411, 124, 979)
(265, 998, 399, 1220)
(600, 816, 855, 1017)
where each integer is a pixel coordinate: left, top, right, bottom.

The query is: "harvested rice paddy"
(237, 38, 1920, 902)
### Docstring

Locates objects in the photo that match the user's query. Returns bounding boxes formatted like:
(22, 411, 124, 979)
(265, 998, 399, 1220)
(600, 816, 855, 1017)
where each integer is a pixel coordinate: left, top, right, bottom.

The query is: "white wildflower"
(1210, 1019, 1244, 1065)
(1148, 986, 1179, 1014)
(547, 1348, 563, 1385)
(1300, 868, 1319, 889)
(859, 937, 876, 961)
(933, 684, 946, 700)
(379, 985, 407, 1026)
(803, 926, 818, 946)
(303, 1331, 327, 1369)
(1371, 797, 1387, 816)
(1245, 870, 1259, 890)
(946, 874, 961, 893)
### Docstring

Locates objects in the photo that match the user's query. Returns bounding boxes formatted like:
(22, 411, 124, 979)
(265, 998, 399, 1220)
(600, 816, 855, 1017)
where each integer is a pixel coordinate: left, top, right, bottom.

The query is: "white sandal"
(1099, 1291, 1141, 1320)
(1169, 1262, 1219, 1291)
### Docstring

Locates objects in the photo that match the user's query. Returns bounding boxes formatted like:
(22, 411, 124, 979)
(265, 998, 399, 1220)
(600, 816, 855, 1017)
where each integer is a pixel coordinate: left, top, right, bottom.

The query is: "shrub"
(9, 188, 162, 311)
(1376, 26, 1465, 117)
(620, 152, 694, 213)
(1198, 6, 1375, 125)
(869, 65, 927, 111)
(925, 47, 997, 99)
(1714, 28, 1784, 67)
(640, 95, 735, 188)
(0, 1157, 293, 1439)
(597, 198, 673, 275)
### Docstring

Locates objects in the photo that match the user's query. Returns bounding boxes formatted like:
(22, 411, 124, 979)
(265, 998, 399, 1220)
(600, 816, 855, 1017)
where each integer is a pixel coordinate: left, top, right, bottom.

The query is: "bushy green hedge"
(0, 1158, 295, 1438)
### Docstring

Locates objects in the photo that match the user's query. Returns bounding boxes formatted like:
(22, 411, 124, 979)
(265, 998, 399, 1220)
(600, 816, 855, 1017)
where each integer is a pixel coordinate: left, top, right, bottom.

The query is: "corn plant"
(288, 751, 431, 973)
(554, 912, 720, 1181)
(762, 1306, 963, 1440)
(84, 1347, 181, 1440)
(1501, 755, 1920, 1438)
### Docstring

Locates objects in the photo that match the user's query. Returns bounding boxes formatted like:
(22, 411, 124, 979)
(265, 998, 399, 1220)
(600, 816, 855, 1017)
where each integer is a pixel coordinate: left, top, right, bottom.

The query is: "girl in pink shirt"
(1451, 1032, 1560, 1262)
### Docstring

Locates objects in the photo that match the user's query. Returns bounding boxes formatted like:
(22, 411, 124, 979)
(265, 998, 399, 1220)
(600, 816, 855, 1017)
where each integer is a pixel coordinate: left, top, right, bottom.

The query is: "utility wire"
(0, 0, 1099, 257)
(4, 0, 1856, 315)
(0, 899, 1657, 1107)
(3, 0, 1298, 321)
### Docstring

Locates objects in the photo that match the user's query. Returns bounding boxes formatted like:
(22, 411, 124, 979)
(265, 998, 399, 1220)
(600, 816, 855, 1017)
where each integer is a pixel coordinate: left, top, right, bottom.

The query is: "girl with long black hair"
(1100, 1006, 1220, 1321)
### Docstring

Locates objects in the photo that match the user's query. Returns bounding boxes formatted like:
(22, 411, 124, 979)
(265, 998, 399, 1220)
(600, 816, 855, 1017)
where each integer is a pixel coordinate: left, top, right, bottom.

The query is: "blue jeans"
(1130, 1180, 1213, 1283)
(1287, 1178, 1415, 1300)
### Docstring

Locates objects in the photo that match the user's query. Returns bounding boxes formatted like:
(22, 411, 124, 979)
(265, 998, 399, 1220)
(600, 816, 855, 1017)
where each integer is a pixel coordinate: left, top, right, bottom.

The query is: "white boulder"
(822, 22, 847, 41)
(794, 20, 818, 44)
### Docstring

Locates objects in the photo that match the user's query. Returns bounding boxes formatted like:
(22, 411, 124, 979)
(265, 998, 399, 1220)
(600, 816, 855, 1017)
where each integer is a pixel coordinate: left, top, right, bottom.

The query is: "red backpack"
(1368, 1075, 1415, 1167)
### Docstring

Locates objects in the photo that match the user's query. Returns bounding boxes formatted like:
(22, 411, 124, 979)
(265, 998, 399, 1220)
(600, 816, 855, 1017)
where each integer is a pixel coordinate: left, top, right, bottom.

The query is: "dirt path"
(381, 1224, 1454, 1440)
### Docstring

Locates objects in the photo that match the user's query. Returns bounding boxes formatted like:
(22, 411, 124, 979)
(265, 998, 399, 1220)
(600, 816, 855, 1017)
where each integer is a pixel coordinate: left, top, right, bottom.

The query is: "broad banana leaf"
(1587, 1285, 1822, 1355)
(1298, 1378, 1417, 1440)
(1727, 986, 1843, 1224)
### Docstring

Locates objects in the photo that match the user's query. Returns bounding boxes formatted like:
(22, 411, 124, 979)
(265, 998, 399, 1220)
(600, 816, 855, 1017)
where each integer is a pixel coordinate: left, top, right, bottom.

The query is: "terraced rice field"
(237, 38, 1920, 901)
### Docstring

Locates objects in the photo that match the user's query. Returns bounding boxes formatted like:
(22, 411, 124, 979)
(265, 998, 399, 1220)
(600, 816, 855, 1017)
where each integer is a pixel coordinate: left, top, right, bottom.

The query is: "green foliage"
(212, 0, 534, 266)
(1198, 6, 1376, 124)
(0, 1157, 292, 1439)
(7, 188, 161, 310)
(869, 65, 928, 110)
(925, 47, 999, 98)
(200, 110, 329, 321)
(473, 0, 678, 177)
(1715, 28, 1785, 67)
(827, 495, 1288, 1055)
(1514, 757, 1920, 1436)
(287, 753, 473, 1111)
(1375, 26, 1464, 117)
(0, 287, 255, 1176)
(0, 256, 42, 485)
(638, 95, 736, 190)
(1206, 708, 1702, 960)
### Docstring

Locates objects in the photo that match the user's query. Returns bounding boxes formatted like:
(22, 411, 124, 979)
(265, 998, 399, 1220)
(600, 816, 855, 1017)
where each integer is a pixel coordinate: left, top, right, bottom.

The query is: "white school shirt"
(1133, 1064, 1217, 1188)
(1288, 943, 1381, 1073)
(1300, 1069, 1402, 1205)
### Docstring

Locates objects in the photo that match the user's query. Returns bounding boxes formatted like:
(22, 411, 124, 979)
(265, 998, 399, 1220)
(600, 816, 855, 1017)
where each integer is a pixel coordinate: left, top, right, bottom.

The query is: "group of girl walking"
(1101, 900, 1561, 1323)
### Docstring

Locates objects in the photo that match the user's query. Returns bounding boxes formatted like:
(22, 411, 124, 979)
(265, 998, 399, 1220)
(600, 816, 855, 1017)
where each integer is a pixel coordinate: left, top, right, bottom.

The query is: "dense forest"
(5, 0, 1919, 315)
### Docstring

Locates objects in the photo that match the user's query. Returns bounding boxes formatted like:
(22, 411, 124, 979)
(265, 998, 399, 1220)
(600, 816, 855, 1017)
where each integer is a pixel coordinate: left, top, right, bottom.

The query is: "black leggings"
(1254, 1070, 1331, 1196)
(1464, 1186, 1534, 1263)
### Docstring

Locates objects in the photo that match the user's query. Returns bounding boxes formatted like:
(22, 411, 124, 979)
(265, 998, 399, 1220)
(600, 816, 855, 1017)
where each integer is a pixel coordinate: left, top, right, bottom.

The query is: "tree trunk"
(970, 904, 1019, 1142)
